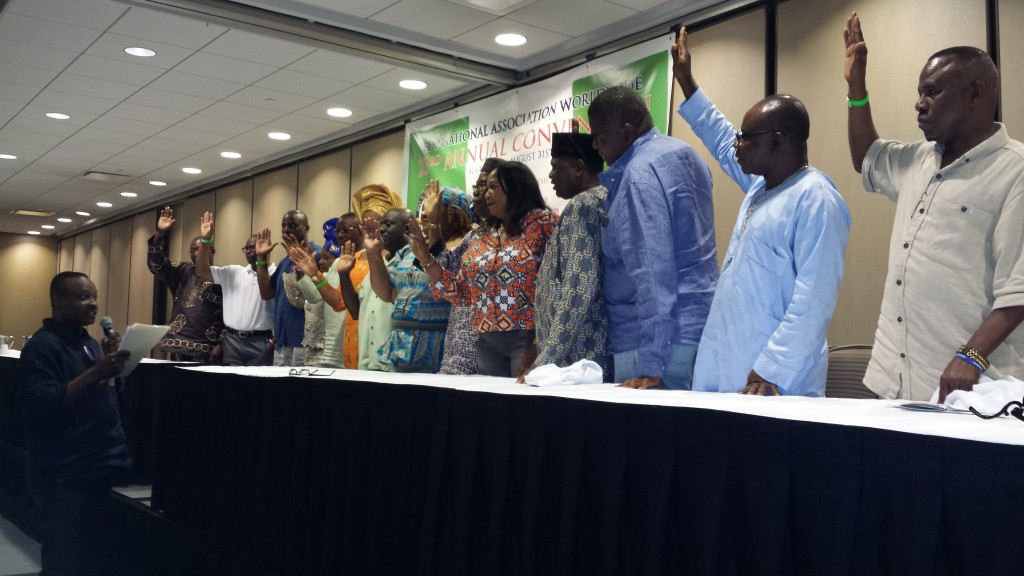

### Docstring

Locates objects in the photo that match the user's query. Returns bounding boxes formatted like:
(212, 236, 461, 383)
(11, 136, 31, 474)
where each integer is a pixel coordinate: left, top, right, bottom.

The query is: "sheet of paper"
(118, 323, 169, 377)
(895, 402, 971, 414)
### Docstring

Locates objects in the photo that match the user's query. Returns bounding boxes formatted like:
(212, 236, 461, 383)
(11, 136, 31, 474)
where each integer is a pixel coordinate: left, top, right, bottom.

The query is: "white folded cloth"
(525, 359, 604, 387)
(932, 375, 1024, 415)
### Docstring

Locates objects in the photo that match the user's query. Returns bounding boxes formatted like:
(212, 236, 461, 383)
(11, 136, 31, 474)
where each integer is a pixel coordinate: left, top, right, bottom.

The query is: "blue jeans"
(613, 343, 698, 390)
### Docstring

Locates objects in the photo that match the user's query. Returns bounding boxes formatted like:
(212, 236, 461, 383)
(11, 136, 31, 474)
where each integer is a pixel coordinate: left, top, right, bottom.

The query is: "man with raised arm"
(195, 212, 276, 366)
(18, 272, 131, 575)
(844, 13, 1024, 402)
(674, 27, 850, 396)
(588, 86, 717, 391)
(147, 206, 224, 361)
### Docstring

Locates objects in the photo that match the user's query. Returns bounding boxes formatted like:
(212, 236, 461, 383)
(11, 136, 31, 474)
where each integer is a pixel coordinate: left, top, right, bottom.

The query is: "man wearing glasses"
(194, 212, 277, 366)
(673, 27, 850, 396)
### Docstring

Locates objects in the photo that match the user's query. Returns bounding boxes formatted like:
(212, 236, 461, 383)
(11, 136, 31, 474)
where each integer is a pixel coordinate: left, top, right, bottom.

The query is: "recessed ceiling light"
(76, 211, 91, 216)
(124, 47, 156, 57)
(120, 191, 137, 197)
(0, 154, 16, 160)
(399, 80, 427, 90)
(220, 151, 241, 159)
(495, 33, 527, 46)
(182, 167, 202, 174)
(149, 180, 166, 186)
(46, 112, 70, 120)
(327, 107, 352, 118)
(268, 132, 291, 140)
(96, 202, 113, 208)
(27, 231, 40, 235)
(57, 217, 72, 223)
(41, 224, 55, 229)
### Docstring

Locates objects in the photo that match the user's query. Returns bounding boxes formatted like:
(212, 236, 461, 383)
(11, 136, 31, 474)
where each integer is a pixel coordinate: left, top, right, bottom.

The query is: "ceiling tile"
(148, 72, 247, 100)
(31, 90, 119, 115)
(174, 52, 278, 84)
(65, 55, 168, 87)
(135, 137, 202, 154)
(607, 0, 673, 10)
(94, 155, 169, 175)
(201, 101, 286, 124)
(46, 147, 114, 164)
(331, 85, 419, 112)
(256, 69, 354, 99)
(224, 86, 318, 112)
(0, 133, 56, 157)
(127, 88, 216, 114)
(372, 0, 494, 39)
(450, 18, 570, 56)
(360, 67, 473, 100)
(288, 50, 394, 84)
(5, 116, 81, 138)
(156, 126, 231, 146)
(203, 29, 317, 67)
(5, 0, 127, 31)
(230, 0, 403, 21)
(0, 13, 104, 53)
(106, 102, 192, 125)
(295, 99, 377, 122)
(0, 62, 61, 89)
(0, 39, 78, 72)
(272, 112, 350, 137)
(0, 83, 41, 105)
(507, 0, 635, 37)
(109, 6, 229, 49)
(83, 33, 198, 70)
(88, 116, 168, 138)
(46, 74, 142, 102)
(27, 156, 97, 177)
(73, 127, 149, 147)
(116, 145, 190, 163)
(59, 136, 129, 156)
(175, 114, 258, 136)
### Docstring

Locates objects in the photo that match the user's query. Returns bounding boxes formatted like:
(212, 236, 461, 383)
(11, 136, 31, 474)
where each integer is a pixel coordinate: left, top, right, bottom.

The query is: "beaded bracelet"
(955, 352, 985, 373)
(956, 344, 990, 371)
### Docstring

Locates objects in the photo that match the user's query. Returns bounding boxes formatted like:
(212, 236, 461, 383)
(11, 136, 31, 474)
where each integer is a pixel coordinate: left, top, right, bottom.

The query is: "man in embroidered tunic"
(845, 13, 1024, 401)
(674, 28, 850, 396)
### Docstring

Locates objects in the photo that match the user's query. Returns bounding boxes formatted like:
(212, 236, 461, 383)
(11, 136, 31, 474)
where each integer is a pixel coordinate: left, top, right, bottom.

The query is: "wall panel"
(180, 191, 217, 256)
(669, 9, 766, 264)
(86, 226, 111, 342)
(777, 0, 985, 346)
(215, 179, 255, 267)
(1001, 0, 1024, 137)
(298, 149, 351, 243)
(253, 165, 299, 254)
(351, 130, 406, 206)
(106, 218, 133, 337)
(0, 234, 57, 342)
(72, 232, 91, 276)
(128, 213, 156, 330)
(59, 238, 73, 272)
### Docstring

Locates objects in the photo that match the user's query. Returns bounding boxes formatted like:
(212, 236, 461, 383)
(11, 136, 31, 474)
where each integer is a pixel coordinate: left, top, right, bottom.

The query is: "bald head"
(925, 46, 999, 117)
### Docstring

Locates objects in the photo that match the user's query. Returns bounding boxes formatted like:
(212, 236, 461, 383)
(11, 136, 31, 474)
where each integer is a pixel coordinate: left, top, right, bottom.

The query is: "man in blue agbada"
(673, 27, 851, 396)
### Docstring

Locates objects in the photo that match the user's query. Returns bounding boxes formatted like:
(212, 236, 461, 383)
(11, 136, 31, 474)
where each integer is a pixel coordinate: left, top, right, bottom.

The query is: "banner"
(403, 36, 672, 211)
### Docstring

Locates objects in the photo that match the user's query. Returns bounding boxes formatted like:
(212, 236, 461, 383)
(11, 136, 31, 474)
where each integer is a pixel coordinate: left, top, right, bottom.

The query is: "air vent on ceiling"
(81, 170, 132, 183)
(12, 209, 56, 217)
(445, 0, 535, 16)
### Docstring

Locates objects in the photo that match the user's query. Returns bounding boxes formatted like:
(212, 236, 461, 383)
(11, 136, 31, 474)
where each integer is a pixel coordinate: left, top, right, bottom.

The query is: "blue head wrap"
(323, 217, 341, 257)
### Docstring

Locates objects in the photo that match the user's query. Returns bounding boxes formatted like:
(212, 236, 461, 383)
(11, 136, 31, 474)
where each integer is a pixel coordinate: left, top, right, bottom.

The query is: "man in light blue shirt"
(589, 86, 718, 390)
(673, 27, 851, 396)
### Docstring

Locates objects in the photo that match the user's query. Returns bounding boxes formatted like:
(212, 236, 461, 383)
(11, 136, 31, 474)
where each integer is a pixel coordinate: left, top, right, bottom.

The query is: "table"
(149, 366, 1024, 576)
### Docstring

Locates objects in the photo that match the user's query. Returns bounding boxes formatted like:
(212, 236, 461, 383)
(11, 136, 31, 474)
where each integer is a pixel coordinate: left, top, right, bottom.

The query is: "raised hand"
(363, 219, 383, 256)
(287, 243, 318, 277)
(255, 227, 277, 260)
(281, 233, 300, 254)
(336, 241, 356, 274)
(200, 211, 215, 240)
(671, 26, 698, 98)
(843, 12, 868, 92)
(404, 217, 433, 264)
(155, 206, 175, 239)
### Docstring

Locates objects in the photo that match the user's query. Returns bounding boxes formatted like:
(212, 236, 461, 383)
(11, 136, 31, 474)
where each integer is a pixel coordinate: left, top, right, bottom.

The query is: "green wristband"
(255, 260, 268, 267)
(316, 277, 329, 289)
(846, 93, 869, 108)
(200, 238, 213, 245)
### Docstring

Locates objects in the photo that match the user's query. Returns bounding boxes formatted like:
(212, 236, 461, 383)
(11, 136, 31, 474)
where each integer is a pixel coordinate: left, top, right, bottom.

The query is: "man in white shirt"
(195, 211, 276, 366)
(844, 13, 1024, 402)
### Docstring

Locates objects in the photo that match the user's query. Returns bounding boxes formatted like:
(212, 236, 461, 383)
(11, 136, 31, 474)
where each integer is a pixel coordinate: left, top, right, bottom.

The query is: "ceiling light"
(495, 33, 527, 46)
(149, 180, 166, 186)
(399, 80, 427, 90)
(27, 231, 40, 235)
(125, 47, 156, 57)
(0, 154, 16, 160)
(76, 211, 91, 216)
(41, 224, 55, 229)
(96, 202, 113, 208)
(46, 112, 70, 120)
(120, 191, 137, 197)
(268, 132, 291, 140)
(12, 209, 54, 217)
(220, 151, 241, 159)
(182, 167, 202, 174)
(57, 217, 72, 223)
(327, 107, 352, 118)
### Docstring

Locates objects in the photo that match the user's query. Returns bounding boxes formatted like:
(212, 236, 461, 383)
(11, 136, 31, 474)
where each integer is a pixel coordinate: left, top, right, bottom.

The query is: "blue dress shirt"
(600, 127, 718, 379)
(679, 89, 851, 395)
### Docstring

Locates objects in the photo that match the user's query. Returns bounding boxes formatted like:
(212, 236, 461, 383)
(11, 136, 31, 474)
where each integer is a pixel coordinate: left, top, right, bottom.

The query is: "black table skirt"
(150, 368, 1024, 576)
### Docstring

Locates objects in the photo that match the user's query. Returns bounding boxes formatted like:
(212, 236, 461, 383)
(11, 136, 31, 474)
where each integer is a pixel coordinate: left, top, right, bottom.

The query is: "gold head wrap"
(352, 184, 403, 218)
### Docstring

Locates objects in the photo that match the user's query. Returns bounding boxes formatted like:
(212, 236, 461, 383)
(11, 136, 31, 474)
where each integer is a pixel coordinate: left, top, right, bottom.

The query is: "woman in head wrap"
(352, 184, 403, 229)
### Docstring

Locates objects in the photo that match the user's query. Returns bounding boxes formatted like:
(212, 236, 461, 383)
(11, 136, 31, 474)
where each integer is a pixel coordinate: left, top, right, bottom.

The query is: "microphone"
(101, 316, 113, 338)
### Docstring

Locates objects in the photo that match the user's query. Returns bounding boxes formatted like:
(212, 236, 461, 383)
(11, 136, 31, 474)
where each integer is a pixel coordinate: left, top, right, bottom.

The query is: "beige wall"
(5, 1, 1022, 348)
(0, 233, 58, 344)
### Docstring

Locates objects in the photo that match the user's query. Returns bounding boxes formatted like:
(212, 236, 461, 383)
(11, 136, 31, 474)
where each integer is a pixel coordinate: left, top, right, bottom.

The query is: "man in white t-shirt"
(195, 211, 276, 366)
